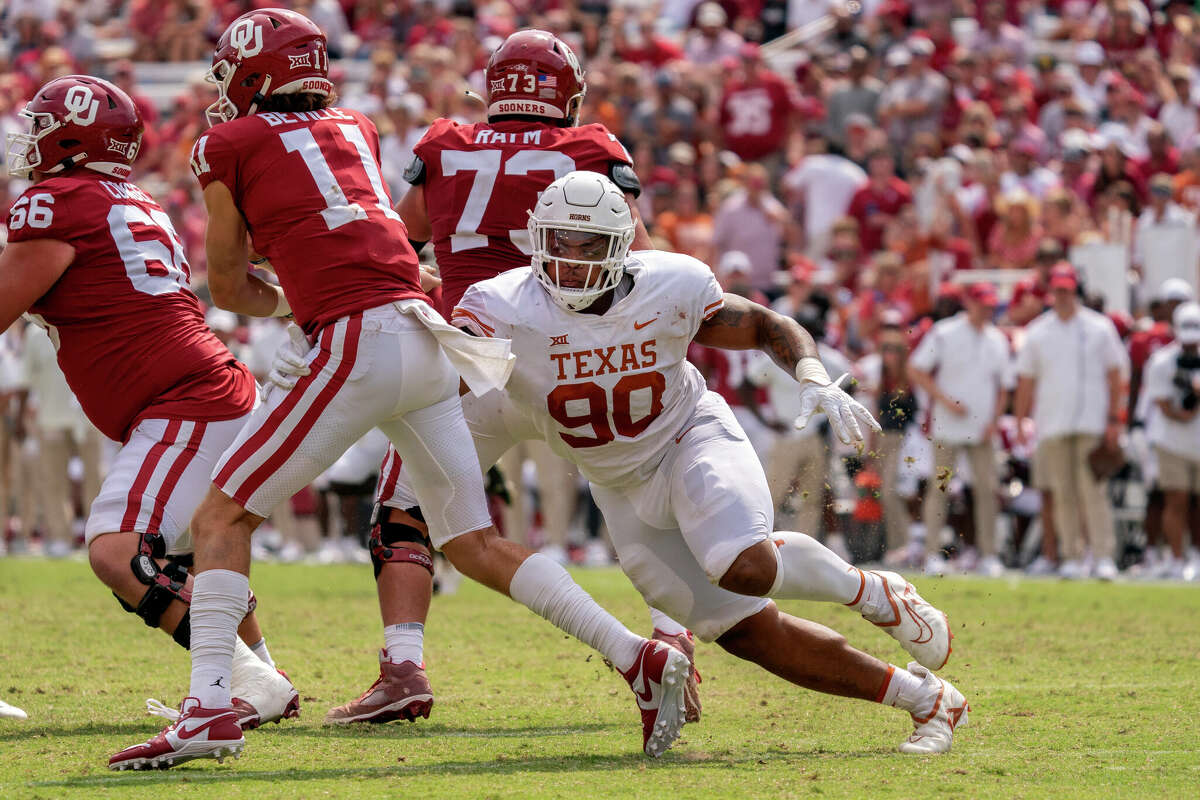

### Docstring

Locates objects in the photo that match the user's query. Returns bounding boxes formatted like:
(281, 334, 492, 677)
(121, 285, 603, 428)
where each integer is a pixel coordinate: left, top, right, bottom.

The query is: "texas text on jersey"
(450, 251, 724, 488)
(407, 118, 640, 314)
(191, 106, 427, 336)
(6, 173, 255, 442)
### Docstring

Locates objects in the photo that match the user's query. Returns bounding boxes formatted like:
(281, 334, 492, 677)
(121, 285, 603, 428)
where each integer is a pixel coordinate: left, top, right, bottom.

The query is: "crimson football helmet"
(6, 75, 142, 179)
(206, 7, 332, 126)
(485, 30, 586, 125)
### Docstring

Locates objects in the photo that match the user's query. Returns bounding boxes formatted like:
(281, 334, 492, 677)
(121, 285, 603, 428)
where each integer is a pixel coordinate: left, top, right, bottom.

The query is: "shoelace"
(145, 698, 181, 722)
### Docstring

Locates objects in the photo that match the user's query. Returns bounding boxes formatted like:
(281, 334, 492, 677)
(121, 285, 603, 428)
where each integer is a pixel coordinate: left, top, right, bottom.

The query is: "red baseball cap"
(789, 258, 815, 283)
(937, 281, 963, 300)
(967, 281, 998, 305)
(1048, 262, 1078, 290)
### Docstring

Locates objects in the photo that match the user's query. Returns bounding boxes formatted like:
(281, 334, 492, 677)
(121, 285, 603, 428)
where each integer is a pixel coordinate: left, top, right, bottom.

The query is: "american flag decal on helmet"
(538, 74, 557, 89)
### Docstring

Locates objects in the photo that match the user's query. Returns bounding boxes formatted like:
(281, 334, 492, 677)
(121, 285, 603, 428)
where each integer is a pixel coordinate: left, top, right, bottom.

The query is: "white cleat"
(0, 699, 28, 720)
(898, 663, 969, 754)
(229, 638, 300, 728)
(864, 571, 952, 671)
(146, 642, 300, 731)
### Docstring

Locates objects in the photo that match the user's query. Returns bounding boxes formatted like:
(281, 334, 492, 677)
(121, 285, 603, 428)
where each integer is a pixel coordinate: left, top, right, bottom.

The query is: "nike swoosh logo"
(900, 590, 934, 644)
(675, 423, 698, 444)
(630, 649, 660, 707)
(633, 318, 657, 330)
(175, 714, 234, 740)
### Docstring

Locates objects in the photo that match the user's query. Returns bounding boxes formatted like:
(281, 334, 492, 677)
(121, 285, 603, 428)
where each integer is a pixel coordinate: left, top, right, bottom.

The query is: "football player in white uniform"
(347, 172, 971, 754)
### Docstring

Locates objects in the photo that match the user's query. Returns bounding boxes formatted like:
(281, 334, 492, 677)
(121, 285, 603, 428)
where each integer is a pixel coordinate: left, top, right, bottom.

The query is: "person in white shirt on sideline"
(1142, 302, 1200, 581)
(20, 323, 103, 557)
(1133, 173, 1196, 273)
(1014, 263, 1129, 580)
(908, 283, 1011, 577)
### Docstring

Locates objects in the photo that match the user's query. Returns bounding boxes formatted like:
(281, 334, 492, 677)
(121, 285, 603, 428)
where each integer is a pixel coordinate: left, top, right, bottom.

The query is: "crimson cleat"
(147, 669, 300, 732)
(621, 639, 690, 758)
(324, 649, 434, 725)
(110, 697, 244, 771)
(651, 628, 701, 724)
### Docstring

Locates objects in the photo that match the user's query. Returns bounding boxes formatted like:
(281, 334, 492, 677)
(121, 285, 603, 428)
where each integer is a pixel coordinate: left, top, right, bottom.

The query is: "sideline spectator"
(1143, 302, 1200, 579)
(712, 164, 788, 293)
(1015, 264, 1129, 580)
(908, 283, 1011, 576)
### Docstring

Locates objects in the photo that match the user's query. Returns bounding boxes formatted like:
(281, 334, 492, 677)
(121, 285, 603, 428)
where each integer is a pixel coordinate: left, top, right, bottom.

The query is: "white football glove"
(264, 322, 312, 394)
(794, 372, 882, 446)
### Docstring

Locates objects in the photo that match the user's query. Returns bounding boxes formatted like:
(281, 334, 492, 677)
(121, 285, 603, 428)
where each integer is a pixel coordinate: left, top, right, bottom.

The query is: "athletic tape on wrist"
(271, 288, 292, 318)
(795, 357, 831, 386)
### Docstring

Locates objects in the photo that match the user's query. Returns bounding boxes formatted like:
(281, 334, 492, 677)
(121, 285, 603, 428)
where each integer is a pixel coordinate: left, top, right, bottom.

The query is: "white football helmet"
(528, 171, 634, 312)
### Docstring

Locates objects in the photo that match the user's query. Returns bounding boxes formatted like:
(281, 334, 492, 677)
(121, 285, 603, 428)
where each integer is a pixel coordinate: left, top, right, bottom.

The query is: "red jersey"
(191, 107, 426, 336)
(6, 173, 255, 442)
(410, 119, 635, 313)
(718, 72, 795, 162)
(847, 177, 913, 253)
(1129, 321, 1174, 374)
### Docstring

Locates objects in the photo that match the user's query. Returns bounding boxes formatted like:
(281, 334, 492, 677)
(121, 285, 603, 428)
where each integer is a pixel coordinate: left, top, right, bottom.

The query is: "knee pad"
(114, 531, 193, 628)
(172, 611, 191, 649)
(368, 504, 434, 578)
(114, 571, 191, 628)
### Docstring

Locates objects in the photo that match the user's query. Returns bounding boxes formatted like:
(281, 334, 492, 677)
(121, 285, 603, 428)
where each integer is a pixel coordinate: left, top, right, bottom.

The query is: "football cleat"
(146, 657, 300, 732)
(863, 571, 952, 671)
(620, 640, 690, 758)
(651, 628, 701, 724)
(229, 644, 301, 729)
(110, 697, 244, 770)
(0, 699, 28, 720)
(324, 649, 434, 725)
(897, 663, 969, 754)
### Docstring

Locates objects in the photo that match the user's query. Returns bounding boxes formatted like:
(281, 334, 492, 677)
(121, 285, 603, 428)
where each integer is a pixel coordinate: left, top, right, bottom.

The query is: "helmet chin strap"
(247, 74, 273, 116)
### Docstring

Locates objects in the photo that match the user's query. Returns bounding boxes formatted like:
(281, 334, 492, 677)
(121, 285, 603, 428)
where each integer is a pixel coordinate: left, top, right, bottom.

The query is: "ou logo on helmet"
(230, 19, 263, 58)
(63, 85, 99, 126)
(560, 40, 584, 83)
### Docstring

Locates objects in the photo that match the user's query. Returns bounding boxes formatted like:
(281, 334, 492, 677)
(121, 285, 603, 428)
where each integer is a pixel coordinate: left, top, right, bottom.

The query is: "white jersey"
(451, 250, 725, 488)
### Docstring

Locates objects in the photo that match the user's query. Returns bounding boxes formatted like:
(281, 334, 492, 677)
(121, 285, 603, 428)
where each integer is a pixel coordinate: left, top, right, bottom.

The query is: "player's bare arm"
(202, 181, 290, 318)
(0, 238, 75, 331)
(693, 292, 820, 373)
(395, 183, 432, 245)
(695, 293, 879, 444)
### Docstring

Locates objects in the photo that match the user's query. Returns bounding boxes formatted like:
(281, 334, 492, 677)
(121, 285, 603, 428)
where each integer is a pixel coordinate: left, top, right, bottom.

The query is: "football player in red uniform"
(323, 28, 700, 730)
(112, 9, 692, 769)
(0, 75, 298, 734)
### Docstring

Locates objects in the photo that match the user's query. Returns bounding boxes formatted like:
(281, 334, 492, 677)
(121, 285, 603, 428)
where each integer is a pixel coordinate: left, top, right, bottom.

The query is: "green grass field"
(2, 559, 1198, 799)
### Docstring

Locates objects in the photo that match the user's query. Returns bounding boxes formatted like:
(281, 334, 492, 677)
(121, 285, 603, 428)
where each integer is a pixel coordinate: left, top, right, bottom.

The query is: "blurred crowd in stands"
(4, 0, 1200, 582)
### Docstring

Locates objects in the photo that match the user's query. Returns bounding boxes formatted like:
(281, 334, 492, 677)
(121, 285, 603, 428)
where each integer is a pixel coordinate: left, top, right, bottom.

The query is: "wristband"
(249, 256, 267, 265)
(271, 287, 292, 318)
(795, 357, 831, 386)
